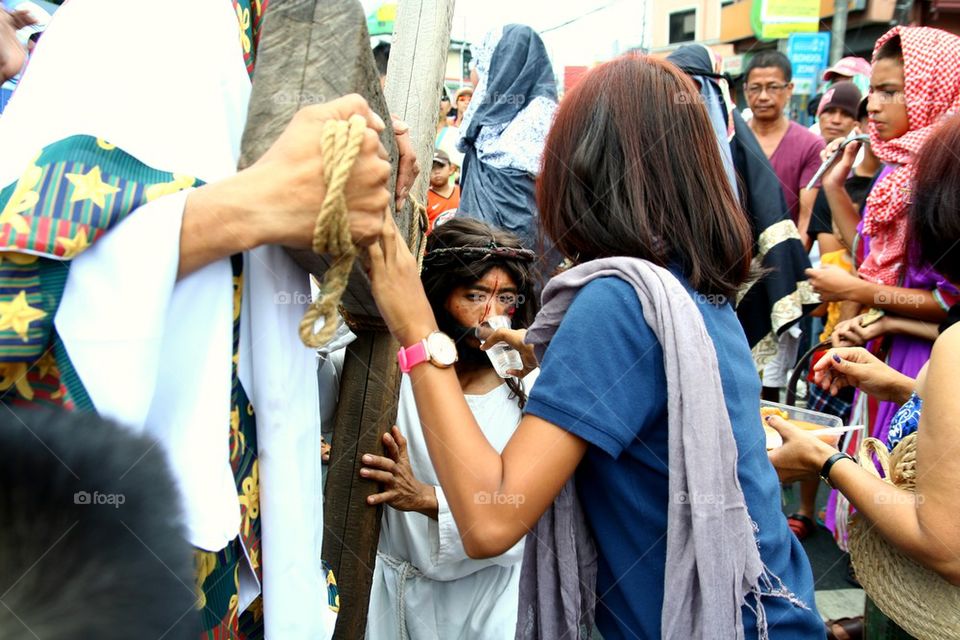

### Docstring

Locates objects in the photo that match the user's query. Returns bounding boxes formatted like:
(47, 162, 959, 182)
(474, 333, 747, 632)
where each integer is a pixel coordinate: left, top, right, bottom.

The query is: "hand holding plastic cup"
(476, 315, 523, 378)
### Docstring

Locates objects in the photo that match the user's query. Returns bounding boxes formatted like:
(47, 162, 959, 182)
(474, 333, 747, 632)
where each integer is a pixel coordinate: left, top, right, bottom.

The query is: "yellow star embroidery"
(0, 291, 47, 341)
(193, 551, 217, 611)
(238, 460, 260, 536)
(230, 406, 245, 459)
(36, 351, 59, 379)
(236, 4, 251, 53)
(0, 154, 42, 235)
(0, 362, 34, 400)
(64, 166, 119, 208)
(0, 252, 38, 266)
(56, 228, 91, 259)
(144, 174, 196, 203)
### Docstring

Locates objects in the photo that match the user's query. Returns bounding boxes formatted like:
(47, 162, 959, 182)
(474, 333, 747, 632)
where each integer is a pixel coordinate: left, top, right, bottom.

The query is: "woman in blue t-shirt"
(364, 54, 825, 639)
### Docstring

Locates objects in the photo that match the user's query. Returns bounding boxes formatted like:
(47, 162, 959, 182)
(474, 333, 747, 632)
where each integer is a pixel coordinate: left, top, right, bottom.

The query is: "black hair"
(745, 50, 792, 83)
(0, 407, 196, 639)
(875, 35, 903, 64)
(422, 217, 539, 407)
(372, 42, 391, 78)
(910, 112, 960, 283)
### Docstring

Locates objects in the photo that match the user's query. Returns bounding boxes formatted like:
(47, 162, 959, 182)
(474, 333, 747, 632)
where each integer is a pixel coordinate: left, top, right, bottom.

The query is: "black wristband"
(820, 452, 856, 488)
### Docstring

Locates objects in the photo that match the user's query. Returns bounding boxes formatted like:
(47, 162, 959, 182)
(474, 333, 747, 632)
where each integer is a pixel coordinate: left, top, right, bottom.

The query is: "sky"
(362, 0, 648, 74)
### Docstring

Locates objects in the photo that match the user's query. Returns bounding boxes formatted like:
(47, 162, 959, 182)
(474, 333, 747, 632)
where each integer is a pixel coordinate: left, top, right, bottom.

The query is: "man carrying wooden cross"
(0, 0, 418, 637)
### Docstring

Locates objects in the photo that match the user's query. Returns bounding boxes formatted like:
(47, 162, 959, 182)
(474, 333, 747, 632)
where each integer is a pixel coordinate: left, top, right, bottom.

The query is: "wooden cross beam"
(237, 1, 454, 637)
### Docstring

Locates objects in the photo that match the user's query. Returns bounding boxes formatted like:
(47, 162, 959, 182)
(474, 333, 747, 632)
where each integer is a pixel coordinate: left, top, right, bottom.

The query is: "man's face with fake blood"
(440, 267, 519, 360)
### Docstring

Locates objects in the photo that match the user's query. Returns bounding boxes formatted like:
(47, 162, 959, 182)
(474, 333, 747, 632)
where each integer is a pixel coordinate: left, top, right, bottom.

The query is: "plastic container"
(477, 315, 523, 378)
(760, 400, 863, 449)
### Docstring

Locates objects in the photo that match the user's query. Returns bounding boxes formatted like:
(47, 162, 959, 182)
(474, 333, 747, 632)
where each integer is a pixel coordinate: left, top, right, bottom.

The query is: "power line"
(538, 1, 622, 35)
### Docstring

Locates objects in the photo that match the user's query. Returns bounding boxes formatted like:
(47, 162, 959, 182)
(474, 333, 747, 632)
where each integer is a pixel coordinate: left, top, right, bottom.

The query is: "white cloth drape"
(0, 0, 331, 635)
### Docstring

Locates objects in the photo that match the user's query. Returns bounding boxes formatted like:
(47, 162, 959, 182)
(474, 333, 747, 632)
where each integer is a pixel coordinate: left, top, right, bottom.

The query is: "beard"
(435, 308, 490, 368)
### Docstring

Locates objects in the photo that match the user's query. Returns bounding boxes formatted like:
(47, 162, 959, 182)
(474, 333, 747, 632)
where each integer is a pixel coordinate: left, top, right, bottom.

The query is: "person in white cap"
(822, 55, 872, 94)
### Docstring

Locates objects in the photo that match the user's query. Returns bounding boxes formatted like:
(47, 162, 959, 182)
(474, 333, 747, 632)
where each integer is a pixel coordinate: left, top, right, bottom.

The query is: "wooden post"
(324, 3, 454, 638)
(237, 1, 453, 638)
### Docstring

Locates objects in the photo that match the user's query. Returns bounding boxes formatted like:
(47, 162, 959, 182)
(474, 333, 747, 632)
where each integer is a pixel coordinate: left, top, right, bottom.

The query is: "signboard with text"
(752, 0, 820, 40)
(787, 32, 831, 95)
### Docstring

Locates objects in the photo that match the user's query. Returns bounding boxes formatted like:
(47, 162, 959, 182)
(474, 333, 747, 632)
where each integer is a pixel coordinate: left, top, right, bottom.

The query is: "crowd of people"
(1, 1, 960, 639)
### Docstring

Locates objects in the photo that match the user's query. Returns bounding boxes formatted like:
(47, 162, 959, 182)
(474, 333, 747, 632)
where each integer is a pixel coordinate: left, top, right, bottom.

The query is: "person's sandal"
(786, 513, 817, 541)
(825, 616, 864, 640)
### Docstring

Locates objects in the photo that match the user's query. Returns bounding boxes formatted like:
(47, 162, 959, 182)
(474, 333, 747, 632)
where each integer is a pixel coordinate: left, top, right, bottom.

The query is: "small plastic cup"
(477, 315, 523, 378)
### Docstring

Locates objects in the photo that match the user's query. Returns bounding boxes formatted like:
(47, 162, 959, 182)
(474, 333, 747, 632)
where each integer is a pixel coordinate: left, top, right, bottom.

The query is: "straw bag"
(848, 433, 960, 639)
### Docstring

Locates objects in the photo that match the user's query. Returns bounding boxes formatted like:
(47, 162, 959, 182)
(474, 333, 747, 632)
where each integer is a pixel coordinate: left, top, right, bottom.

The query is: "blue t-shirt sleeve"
(524, 277, 667, 458)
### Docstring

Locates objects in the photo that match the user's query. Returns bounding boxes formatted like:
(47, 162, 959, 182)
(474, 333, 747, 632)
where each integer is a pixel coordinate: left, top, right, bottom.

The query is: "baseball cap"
(817, 81, 862, 118)
(822, 56, 871, 82)
(433, 150, 451, 166)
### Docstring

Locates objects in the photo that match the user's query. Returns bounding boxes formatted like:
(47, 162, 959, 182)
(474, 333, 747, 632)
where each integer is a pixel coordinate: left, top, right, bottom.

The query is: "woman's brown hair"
(536, 54, 753, 299)
(910, 112, 960, 283)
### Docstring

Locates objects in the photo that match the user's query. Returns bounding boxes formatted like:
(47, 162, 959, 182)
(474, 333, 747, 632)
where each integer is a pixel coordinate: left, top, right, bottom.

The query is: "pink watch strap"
(397, 340, 429, 373)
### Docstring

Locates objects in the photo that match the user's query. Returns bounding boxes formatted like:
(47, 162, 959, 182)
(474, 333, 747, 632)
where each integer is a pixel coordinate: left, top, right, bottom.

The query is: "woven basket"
(848, 433, 960, 639)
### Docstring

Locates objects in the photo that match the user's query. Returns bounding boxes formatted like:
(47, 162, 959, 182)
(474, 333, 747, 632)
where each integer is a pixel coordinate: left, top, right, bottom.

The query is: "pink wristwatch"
(397, 331, 458, 373)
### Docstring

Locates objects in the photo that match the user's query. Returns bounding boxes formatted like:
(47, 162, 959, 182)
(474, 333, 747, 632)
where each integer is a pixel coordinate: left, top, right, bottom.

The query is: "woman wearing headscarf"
(804, 26, 960, 547)
(457, 24, 558, 279)
(667, 44, 819, 365)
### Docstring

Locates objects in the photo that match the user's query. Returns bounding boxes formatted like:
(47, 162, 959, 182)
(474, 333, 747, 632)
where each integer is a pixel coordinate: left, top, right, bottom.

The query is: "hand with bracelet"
(767, 346, 916, 482)
(766, 415, 854, 484)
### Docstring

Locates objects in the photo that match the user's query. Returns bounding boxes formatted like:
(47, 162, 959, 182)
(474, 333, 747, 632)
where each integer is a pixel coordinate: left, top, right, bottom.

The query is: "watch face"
(426, 331, 458, 367)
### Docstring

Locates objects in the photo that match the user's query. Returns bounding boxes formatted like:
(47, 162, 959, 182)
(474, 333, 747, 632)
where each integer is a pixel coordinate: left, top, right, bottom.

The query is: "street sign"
(752, 0, 821, 40)
(787, 32, 831, 95)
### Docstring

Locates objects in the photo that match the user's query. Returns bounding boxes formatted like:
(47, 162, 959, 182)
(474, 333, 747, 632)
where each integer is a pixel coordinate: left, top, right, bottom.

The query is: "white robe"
(0, 0, 332, 635)
(366, 372, 537, 640)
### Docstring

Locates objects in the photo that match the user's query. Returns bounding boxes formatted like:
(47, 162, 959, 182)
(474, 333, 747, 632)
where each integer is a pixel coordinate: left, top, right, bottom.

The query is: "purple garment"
(825, 176, 957, 536)
(768, 121, 825, 222)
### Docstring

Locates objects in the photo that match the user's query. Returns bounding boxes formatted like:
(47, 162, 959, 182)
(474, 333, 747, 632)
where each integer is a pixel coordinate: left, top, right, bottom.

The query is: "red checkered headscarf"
(859, 26, 960, 286)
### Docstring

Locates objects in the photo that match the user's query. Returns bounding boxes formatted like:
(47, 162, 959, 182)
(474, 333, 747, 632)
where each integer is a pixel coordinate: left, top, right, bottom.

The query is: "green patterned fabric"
(195, 255, 264, 640)
(0, 134, 198, 366)
(0, 135, 197, 409)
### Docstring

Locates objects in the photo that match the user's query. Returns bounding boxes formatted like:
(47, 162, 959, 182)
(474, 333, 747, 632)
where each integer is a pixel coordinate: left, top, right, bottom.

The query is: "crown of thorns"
(423, 242, 536, 265)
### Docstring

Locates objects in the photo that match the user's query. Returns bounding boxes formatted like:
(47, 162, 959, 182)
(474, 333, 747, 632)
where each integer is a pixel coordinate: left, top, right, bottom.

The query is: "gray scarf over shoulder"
(516, 258, 766, 640)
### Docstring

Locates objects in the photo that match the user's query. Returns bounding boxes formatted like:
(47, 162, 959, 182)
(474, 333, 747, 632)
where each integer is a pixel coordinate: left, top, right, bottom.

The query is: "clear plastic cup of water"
(476, 315, 523, 378)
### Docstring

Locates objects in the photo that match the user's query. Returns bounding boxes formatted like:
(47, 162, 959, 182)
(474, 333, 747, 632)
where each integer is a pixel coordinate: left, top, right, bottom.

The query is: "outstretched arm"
(770, 332, 960, 584)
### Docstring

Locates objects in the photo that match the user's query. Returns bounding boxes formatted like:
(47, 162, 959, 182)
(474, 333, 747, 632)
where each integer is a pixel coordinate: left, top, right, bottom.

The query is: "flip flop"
(787, 513, 817, 541)
(825, 616, 864, 640)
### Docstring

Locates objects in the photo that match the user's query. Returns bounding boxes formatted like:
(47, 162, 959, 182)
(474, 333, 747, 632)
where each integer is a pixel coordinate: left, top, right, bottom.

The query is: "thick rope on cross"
(298, 114, 368, 348)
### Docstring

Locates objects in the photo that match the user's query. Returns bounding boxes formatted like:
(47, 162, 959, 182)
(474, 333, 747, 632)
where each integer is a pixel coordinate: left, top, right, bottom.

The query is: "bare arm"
(0, 9, 34, 82)
(822, 180, 861, 250)
(832, 313, 942, 348)
(770, 330, 960, 584)
(797, 188, 818, 250)
(806, 268, 948, 322)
